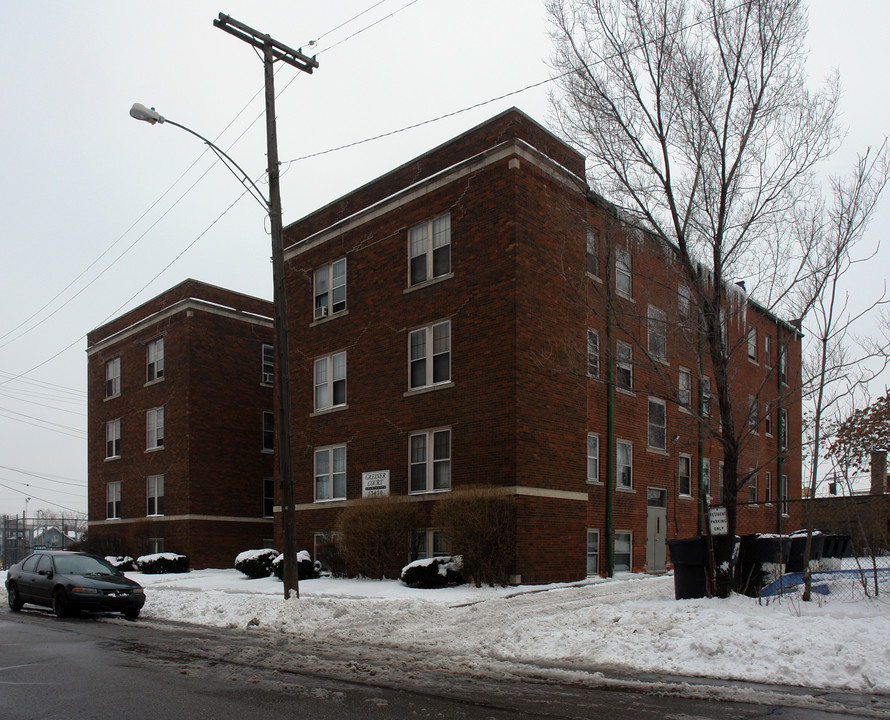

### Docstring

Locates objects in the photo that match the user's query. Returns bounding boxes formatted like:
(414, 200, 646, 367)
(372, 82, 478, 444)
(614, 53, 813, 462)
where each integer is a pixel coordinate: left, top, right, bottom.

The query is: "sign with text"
(708, 506, 728, 536)
(362, 470, 390, 498)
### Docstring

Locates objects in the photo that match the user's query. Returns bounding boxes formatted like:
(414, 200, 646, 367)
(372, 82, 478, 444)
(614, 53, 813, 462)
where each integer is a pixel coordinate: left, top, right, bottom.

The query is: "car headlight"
(71, 587, 100, 594)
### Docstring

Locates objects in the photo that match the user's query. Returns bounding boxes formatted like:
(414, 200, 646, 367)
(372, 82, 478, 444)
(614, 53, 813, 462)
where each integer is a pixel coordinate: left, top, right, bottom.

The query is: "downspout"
(605, 219, 616, 577)
(776, 324, 784, 535)
(697, 333, 705, 536)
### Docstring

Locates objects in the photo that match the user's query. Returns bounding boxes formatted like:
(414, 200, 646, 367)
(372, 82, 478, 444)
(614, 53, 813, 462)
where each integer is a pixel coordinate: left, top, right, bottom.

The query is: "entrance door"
(646, 487, 667, 573)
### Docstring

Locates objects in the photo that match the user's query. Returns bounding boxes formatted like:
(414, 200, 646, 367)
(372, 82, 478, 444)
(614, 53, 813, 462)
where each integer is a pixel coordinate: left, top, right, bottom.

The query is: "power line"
(0, 479, 84, 514)
(0, 465, 86, 488)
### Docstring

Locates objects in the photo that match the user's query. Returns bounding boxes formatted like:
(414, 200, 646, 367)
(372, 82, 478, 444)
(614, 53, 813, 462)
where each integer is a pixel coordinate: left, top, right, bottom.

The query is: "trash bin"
(787, 530, 825, 572)
(735, 534, 790, 597)
(668, 535, 738, 599)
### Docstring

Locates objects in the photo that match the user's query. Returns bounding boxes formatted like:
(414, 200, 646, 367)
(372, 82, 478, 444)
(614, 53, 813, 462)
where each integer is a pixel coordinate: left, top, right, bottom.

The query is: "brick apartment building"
(86, 279, 277, 567)
(279, 108, 803, 584)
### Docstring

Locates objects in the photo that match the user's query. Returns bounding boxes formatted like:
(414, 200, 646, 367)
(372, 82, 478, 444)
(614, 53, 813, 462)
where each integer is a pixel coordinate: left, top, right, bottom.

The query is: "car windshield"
(53, 555, 118, 576)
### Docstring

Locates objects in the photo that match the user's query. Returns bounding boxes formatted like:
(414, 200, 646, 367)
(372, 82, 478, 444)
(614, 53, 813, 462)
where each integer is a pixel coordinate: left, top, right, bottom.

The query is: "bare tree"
(547, 0, 851, 593)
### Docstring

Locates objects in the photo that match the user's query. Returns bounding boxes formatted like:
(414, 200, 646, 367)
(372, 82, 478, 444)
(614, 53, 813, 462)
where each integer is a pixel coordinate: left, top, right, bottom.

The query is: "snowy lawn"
(4, 565, 888, 693)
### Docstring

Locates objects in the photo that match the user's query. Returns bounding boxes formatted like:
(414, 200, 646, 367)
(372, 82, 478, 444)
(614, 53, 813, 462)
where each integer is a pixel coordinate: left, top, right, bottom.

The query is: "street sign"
(708, 506, 728, 536)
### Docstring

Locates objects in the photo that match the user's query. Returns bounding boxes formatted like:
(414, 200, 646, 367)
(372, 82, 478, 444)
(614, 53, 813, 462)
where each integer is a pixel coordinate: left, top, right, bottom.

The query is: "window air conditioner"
(314, 305, 329, 320)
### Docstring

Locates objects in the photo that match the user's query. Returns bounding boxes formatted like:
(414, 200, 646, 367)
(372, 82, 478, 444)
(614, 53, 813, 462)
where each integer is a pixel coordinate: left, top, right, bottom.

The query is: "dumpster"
(787, 530, 825, 572)
(668, 535, 738, 599)
(735, 534, 790, 597)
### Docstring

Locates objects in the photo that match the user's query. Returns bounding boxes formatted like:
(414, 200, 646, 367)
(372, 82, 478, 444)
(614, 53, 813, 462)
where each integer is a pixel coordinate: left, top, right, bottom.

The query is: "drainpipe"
(776, 324, 784, 535)
(605, 220, 616, 577)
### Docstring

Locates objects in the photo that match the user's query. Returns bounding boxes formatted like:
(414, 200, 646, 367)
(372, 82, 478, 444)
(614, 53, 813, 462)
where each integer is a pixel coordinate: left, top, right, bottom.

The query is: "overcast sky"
(1, 1, 887, 518)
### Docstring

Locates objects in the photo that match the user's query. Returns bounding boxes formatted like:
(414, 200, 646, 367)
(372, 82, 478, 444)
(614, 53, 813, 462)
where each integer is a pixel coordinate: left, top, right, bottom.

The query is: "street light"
(130, 101, 301, 598)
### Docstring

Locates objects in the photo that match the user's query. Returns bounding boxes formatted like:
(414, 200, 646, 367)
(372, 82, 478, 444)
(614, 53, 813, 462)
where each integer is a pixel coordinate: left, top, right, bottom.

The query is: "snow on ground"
(4, 564, 889, 693)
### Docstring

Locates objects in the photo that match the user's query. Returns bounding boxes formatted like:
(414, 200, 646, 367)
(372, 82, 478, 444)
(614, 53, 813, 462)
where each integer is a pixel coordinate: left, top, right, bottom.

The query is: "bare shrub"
(432, 486, 516, 586)
(335, 498, 423, 579)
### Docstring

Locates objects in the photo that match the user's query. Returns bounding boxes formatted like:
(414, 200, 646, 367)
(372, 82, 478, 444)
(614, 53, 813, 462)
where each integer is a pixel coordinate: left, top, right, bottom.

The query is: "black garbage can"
(668, 536, 709, 599)
(787, 530, 825, 572)
(735, 534, 790, 597)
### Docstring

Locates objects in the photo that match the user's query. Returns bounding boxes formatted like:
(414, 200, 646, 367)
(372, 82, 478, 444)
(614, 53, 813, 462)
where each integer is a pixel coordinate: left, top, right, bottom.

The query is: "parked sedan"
(5, 551, 145, 619)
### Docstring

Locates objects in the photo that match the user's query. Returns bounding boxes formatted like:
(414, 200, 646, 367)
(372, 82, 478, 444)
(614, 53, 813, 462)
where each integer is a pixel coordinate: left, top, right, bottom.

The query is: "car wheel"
(52, 589, 70, 618)
(124, 609, 140, 620)
(7, 583, 23, 612)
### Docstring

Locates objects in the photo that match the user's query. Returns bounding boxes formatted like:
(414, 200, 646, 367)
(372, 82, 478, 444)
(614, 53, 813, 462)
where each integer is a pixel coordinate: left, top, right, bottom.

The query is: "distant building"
(86, 279, 276, 568)
(279, 108, 802, 583)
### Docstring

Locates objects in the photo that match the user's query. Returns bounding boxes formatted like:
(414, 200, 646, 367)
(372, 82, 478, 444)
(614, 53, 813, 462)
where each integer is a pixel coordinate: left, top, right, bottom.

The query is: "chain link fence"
(1, 515, 87, 569)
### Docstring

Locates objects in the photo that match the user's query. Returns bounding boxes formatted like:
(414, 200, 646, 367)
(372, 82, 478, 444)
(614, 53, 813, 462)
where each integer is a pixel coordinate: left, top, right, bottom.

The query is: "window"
(780, 474, 789, 515)
(315, 445, 346, 501)
(105, 357, 120, 398)
(748, 472, 758, 504)
(314, 258, 347, 320)
(409, 321, 450, 390)
(614, 531, 632, 572)
(587, 433, 599, 483)
(106, 482, 121, 519)
(781, 408, 788, 449)
(413, 529, 450, 561)
(763, 402, 772, 436)
(146, 407, 164, 450)
(616, 440, 633, 489)
(765, 471, 772, 504)
(147, 538, 164, 555)
(678, 284, 691, 322)
(748, 395, 758, 433)
(701, 376, 711, 417)
(703, 458, 711, 499)
(586, 530, 599, 576)
(648, 398, 666, 451)
(648, 305, 667, 361)
(146, 338, 164, 382)
(615, 246, 631, 296)
(718, 462, 724, 504)
(147, 475, 164, 516)
(678, 368, 691, 410)
(409, 213, 451, 286)
(315, 351, 347, 410)
(263, 477, 275, 518)
(586, 228, 599, 276)
(616, 341, 633, 391)
(747, 327, 757, 361)
(779, 346, 787, 384)
(262, 411, 274, 452)
(409, 428, 451, 493)
(678, 454, 692, 496)
(587, 329, 599, 377)
(764, 335, 772, 368)
(105, 418, 121, 459)
(262, 343, 274, 384)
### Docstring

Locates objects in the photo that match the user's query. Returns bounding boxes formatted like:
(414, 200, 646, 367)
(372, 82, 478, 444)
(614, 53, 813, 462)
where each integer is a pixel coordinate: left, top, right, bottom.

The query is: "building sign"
(708, 506, 728, 536)
(362, 470, 390, 498)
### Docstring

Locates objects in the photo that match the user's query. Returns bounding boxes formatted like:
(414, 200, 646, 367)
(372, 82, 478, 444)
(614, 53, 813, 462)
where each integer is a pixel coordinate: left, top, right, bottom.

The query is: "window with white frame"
(678, 284, 691, 322)
(409, 428, 451, 493)
(779, 345, 787, 383)
(147, 474, 164, 516)
(648, 398, 666, 451)
(615, 246, 631, 296)
(764, 334, 772, 368)
(781, 408, 788, 449)
(107, 482, 121, 519)
(587, 328, 600, 378)
(614, 531, 632, 571)
(315, 351, 347, 410)
(587, 433, 599, 483)
(586, 228, 599, 276)
(146, 407, 164, 450)
(315, 445, 346, 501)
(703, 458, 711, 499)
(747, 327, 757, 361)
(648, 305, 667, 360)
(748, 472, 758, 504)
(765, 471, 772, 503)
(409, 213, 451, 286)
(678, 454, 692, 496)
(146, 338, 164, 383)
(263, 477, 275, 517)
(718, 462, 724, 504)
(616, 341, 632, 391)
(413, 529, 450, 561)
(748, 395, 758, 433)
(105, 357, 120, 398)
(409, 321, 450, 390)
(764, 402, 772, 435)
(701, 375, 711, 416)
(586, 529, 600, 576)
(147, 538, 164, 555)
(106, 418, 121, 459)
(678, 367, 691, 410)
(262, 411, 274, 452)
(262, 343, 274, 384)
(616, 440, 633, 489)
(780, 474, 789, 515)
(314, 258, 347, 320)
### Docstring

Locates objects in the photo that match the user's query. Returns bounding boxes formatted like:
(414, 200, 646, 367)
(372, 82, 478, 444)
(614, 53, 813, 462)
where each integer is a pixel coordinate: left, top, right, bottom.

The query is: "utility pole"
(214, 14, 318, 599)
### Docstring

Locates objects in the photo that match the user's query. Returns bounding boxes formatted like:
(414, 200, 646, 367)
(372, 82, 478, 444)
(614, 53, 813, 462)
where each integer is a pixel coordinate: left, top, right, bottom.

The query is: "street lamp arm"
(129, 103, 270, 212)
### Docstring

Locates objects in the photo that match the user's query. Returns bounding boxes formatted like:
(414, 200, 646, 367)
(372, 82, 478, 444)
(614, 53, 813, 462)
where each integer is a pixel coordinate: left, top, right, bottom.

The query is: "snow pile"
(4, 567, 888, 692)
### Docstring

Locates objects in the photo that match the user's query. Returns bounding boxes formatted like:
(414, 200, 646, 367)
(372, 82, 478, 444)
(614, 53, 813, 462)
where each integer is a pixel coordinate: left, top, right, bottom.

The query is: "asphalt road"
(1, 607, 886, 719)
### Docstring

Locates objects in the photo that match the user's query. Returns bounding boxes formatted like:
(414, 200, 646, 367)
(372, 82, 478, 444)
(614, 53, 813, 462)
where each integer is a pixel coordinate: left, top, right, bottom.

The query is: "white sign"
(362, 470, 390, 498)
(708, 506, 728, 536)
